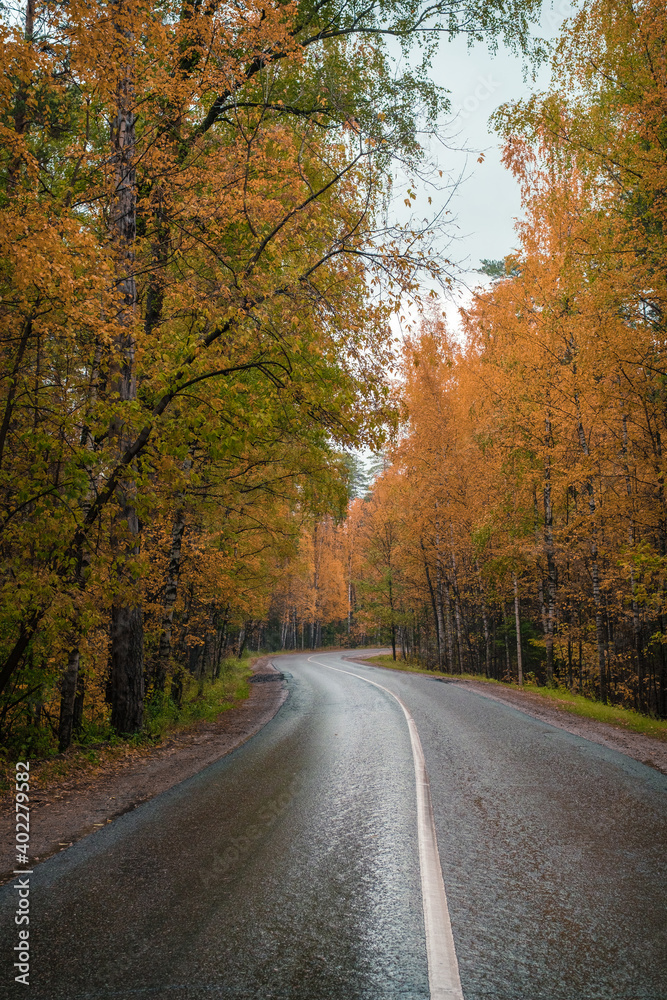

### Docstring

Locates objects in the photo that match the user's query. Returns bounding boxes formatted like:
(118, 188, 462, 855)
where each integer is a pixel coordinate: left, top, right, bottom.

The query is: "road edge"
(0, 658, 288, 884)
(346, 656, 667, 776)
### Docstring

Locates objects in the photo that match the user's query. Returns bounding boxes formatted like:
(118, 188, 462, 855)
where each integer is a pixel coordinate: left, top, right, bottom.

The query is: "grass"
(144, 657, 251, 738)
(360, 654, 667, 742)
(517, 685, 667, 740)
(357, 654, 488, 683)
(0, 655, 254, 798)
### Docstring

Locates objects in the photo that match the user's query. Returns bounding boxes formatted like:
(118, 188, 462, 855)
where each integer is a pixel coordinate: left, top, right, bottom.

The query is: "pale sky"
(383, 1, 573, 344)
(394, 1, 572, 295)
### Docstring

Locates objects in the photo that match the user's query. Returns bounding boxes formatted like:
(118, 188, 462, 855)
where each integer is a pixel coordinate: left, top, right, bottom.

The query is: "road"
(1, 650, 666, 999)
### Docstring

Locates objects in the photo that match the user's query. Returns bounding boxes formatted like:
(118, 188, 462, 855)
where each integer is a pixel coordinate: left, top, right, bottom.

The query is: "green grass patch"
(359, 655, 667, 741)
(358, 654, 497, 683)
(144, 656, 251, 738)
(520, 685, 667, 740)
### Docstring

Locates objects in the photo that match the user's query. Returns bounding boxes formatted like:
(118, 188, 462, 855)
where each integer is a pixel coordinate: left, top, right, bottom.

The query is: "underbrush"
(144, 657, 251, 739)
(522, 685, 667, 740)
(360, 655, 667, 741)
(0, 655, 253, 796)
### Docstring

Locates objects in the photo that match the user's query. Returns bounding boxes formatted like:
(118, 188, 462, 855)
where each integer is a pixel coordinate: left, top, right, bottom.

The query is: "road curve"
(336, 653, 667, 1000)
(309, 655, 463, 1000)
(0, 649, 665, 1000)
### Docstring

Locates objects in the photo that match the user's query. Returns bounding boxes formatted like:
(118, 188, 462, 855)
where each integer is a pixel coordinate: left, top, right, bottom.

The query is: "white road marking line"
(307, 654, 464, 1000)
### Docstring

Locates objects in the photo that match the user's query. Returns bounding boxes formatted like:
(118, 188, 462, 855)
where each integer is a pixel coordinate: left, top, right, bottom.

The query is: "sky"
(369, 2, 573, 460)
(392, 0, 574, 305)
(361, 2, 575, 466)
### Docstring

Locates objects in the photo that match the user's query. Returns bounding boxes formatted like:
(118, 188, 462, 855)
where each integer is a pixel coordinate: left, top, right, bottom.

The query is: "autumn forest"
(1, 0, 665, 760)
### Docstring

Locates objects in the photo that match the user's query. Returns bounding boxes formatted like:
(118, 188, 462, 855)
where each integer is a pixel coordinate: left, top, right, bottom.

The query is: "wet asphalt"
(0, 650, 665, 999)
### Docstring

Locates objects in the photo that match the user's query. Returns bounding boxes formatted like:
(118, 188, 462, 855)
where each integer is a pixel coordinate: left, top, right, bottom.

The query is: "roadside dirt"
(0, 657, 287, 884)
(452, 679, 667, 775)
(348, 656, 667, 776)
(4, 653, 662, 886)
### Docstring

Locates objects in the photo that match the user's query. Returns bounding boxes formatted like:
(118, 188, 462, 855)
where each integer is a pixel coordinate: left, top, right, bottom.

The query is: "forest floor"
(350, 655, 667, 776)
(0, 656, 287, 884)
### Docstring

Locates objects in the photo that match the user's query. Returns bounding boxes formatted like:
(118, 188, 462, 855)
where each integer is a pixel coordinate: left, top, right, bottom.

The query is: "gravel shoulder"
(0, 657, 287, 884)
(347, 657, 667, 776)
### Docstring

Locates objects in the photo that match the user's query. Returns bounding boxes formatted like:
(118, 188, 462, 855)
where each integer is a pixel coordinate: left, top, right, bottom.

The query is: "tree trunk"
(213, 606, 229, 677)
(237, 625, 247, 659)
(576, 402, 606, 702)
(491, 618, 497, 679)
(420, 539, 442, 667)
(198, 634, 209, 695)
(537, 572, 549, 679)
(388, 570, 396, 660)
(513, 574, 523, 687)
(170, 667, 184, 707)
(73, 673, 85, 733)
(449, 526, 465, 673)
(621, 412, 646, 711)
(590, 552, 607, 703)
(56, 335, 104, 747)
(110, 602, 144, 733)
(475, 559, 491, 677)
(434, 555, 447, 669)
(0, 318, 33, 472)
(504, 605, 511, 680)
(108, 10, 143, 733)
(6, 0, 35, 191)
(453, 587, 465, 674)
(58, 648, 80, 751)
(152, 459, 194, 691)
(110, 497, 144, 732)
(154, 505, 187, 692)
(444, 585, 455, 673)
(567, 634, 573, 690)
(543, 417, 557, 683)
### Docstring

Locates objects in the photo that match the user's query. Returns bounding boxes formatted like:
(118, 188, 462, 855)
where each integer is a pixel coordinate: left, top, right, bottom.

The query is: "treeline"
(342, 0, 667, 715)
(0, 0, 542, 755)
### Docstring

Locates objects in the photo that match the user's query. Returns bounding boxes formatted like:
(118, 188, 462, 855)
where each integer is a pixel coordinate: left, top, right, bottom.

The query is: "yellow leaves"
(0, 0, 449, 726)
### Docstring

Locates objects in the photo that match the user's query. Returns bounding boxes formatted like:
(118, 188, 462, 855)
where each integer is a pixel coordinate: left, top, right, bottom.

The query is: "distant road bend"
(0, 649, 665, 999)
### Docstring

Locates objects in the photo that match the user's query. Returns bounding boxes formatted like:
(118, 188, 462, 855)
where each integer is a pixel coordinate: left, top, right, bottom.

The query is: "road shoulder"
(347, 657, 667, 776)
(0, 657, 287, 883)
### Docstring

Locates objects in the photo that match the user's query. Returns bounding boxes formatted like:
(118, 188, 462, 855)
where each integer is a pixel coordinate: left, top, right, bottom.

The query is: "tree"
(0, 0, 545, 747)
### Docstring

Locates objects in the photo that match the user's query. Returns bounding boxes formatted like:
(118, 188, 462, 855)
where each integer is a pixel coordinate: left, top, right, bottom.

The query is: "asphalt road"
(1, 650, 666, 999)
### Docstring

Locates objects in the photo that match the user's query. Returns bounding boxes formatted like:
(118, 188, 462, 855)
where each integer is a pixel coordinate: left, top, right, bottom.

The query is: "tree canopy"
(0, 0, 543, 752)
(318, 0, 666, 718)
